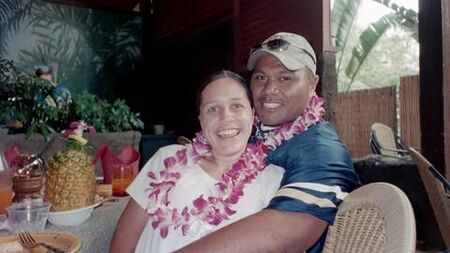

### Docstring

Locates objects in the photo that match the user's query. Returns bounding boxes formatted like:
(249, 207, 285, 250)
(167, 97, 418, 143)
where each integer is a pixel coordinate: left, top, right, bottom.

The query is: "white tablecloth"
(45, 197, 129, 253)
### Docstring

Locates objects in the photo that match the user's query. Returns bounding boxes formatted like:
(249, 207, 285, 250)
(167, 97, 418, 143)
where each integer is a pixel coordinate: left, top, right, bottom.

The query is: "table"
(46, 197, 129, 253)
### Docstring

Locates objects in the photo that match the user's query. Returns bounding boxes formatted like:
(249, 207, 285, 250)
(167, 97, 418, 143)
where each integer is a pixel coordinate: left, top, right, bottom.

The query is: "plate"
(0, 232, 81, 252)
(47, 198, 102, 227)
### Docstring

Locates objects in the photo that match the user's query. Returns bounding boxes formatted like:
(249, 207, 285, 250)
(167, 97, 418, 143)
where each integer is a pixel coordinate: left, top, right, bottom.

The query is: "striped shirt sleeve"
(266, 122, 358, 224)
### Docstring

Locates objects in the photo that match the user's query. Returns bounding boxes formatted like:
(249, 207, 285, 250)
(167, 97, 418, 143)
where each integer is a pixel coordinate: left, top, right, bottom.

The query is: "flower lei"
(146, 94, 325, 238)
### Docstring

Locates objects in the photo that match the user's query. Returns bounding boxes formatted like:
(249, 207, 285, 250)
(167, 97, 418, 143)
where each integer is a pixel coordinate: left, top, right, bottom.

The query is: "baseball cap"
(247, 32, 317, 74)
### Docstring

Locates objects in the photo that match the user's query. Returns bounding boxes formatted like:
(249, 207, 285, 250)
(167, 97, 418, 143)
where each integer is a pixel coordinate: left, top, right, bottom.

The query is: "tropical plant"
(332, 0, 419, 91)
(0, 58, 68, 140)
(0, 0, 142, 97)
(69, 92, 144, 133)
(0, 58, 144, 139)
(0, 0, 33, 54)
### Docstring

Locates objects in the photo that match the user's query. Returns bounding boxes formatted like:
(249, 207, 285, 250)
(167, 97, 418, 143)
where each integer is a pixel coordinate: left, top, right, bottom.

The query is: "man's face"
(250, 54, 319, 126)
(39, 73, 55, 85)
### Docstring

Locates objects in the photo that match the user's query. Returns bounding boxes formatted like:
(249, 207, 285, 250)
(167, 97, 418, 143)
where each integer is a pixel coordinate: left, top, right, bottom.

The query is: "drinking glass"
(0, 154, 12, 214)
(0, 200, 51, 233)
(111, 165, 136, 197)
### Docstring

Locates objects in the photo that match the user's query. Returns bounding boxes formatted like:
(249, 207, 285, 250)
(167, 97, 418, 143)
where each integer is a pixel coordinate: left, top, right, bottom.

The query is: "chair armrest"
(379, 147, 409, 153)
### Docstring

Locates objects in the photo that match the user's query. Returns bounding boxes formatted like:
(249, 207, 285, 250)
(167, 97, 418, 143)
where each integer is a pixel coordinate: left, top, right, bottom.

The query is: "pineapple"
(44, 134, 96, 212)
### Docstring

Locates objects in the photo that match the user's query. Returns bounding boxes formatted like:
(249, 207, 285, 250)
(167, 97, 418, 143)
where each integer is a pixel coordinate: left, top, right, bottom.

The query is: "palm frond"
(331, 0, 363, 75)
(0, 0, 33, 55)
(344, 14, 396, 91)
(371, 0, 418, 41)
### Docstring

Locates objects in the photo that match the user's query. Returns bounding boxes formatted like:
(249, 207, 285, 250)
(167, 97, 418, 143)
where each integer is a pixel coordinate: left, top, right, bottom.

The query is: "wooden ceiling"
(46, 0, 141, 12)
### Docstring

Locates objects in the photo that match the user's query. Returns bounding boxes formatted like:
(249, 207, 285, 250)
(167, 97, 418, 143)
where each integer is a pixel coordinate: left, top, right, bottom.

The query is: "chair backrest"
(408, 147, 450, 248)
(323, 182, 416, 253)
(370, 122, 408, 157)
(176, 135, 191, 145)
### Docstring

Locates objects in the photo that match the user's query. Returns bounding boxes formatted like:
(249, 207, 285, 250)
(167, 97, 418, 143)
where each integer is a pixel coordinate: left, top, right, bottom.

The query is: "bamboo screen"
(334, 75, 420, 158)
(334, 86, 397, 158)
(399, 75, 421, 149)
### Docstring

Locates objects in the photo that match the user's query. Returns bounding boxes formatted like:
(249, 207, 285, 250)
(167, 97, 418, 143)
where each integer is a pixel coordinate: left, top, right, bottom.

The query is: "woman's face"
(199, 77, 254, 159)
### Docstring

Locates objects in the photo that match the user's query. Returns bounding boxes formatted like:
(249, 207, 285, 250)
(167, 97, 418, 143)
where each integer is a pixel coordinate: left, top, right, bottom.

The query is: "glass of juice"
(0, 154, 12, 214)
(111, 165, 136, 197)
(0, 185, 12, 214)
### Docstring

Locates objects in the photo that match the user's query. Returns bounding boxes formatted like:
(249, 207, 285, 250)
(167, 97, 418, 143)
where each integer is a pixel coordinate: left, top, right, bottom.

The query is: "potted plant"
(0, 58, 144, 140)
(68, 92, 144, 133)
(0, 58, 69, 140)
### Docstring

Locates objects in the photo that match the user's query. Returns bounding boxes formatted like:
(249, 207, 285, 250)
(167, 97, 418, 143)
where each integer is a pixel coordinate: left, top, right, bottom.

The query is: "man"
(178, 32, 358, 252)
(35, 65, 72, 109)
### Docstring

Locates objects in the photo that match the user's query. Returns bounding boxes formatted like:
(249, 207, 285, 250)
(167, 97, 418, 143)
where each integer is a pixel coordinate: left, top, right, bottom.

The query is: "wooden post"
(442, 0, 450, 181)
(419, 0, 445, 174)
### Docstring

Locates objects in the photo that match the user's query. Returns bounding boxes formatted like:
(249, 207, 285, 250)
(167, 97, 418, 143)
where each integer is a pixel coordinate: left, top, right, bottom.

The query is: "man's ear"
(309, 75, 319, 97)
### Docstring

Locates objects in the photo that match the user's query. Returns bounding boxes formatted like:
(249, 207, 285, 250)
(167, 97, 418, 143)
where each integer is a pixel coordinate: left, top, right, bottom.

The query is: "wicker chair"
(409, 147, 450, 249)
(323, 182, 416, 253)
(176, 135, 192, 145)
(370, 122, 409, 157)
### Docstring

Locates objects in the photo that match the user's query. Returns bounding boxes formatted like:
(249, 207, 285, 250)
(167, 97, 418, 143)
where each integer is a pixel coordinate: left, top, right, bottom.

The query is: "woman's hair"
(196, 70, 252, 113)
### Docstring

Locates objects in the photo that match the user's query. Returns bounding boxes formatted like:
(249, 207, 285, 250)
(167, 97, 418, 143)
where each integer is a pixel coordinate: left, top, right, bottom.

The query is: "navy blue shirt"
(263, 122, 358, 253)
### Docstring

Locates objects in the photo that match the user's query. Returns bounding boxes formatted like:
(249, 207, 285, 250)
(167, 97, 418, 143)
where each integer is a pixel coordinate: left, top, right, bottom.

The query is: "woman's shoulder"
(157, 144, 187, 154)
(140, 144, 187, 170)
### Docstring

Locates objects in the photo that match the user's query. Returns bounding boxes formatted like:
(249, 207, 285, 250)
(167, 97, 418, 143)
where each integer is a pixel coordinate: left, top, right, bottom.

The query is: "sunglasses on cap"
(251, 38, 316, 64)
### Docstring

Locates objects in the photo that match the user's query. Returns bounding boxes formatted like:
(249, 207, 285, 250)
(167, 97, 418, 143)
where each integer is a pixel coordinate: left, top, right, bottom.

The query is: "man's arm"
(176, 209, 327, 253)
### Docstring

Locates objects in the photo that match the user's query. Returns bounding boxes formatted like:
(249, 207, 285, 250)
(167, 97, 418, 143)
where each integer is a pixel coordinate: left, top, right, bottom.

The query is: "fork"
(18, 231, 67, 253)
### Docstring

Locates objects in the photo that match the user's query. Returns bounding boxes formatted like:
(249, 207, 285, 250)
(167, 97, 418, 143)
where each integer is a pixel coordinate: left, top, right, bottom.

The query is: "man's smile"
(263, 102, 282, 109)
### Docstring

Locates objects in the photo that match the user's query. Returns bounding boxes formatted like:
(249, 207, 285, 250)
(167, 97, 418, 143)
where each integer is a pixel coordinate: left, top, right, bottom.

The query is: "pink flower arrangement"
(62, 120, 96, 137)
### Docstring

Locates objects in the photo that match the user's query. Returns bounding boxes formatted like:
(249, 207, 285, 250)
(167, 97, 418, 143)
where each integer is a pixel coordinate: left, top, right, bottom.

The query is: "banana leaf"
(331, 0, 363, 73)
(344, 14, 396, 91)
(333, 0, 419, 91)
(371, 0, 418, 41)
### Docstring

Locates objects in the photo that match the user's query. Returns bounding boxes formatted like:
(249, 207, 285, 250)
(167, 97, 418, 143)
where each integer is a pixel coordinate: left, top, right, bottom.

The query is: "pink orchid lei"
(146, 94, 325, 238)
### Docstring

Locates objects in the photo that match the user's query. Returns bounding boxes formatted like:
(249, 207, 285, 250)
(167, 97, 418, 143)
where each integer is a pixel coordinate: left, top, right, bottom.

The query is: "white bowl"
(47, 198, 101, 226)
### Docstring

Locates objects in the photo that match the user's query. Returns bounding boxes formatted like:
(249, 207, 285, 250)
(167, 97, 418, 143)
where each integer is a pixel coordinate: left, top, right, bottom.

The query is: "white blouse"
(127, 144, 284, 253)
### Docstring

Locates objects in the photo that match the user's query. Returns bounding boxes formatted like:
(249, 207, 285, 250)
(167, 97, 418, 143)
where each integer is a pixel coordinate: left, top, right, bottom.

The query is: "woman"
(110, 70, 284, 252)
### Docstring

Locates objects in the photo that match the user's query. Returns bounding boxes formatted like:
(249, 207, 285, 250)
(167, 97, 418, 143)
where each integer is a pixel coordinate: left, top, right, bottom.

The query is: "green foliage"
(69, 93, 144, 133)
(0, 0, 142, 96)
(352, 30, 419, 89)
(0, 0, 33, 54)
(0, 58, 66, 140)
(372, 0, 418, 41)
(332, 0, 419, 91)
(331, 0, 363, 74)
(343, 14, 396, 91)
(0, 58, 144, 140)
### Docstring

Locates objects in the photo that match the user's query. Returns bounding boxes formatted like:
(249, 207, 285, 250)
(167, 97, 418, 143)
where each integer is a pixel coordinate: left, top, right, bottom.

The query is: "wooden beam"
(419, 0, 445, 174)
(442, 0, 450, 180)
(44, 0, 139, 12)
